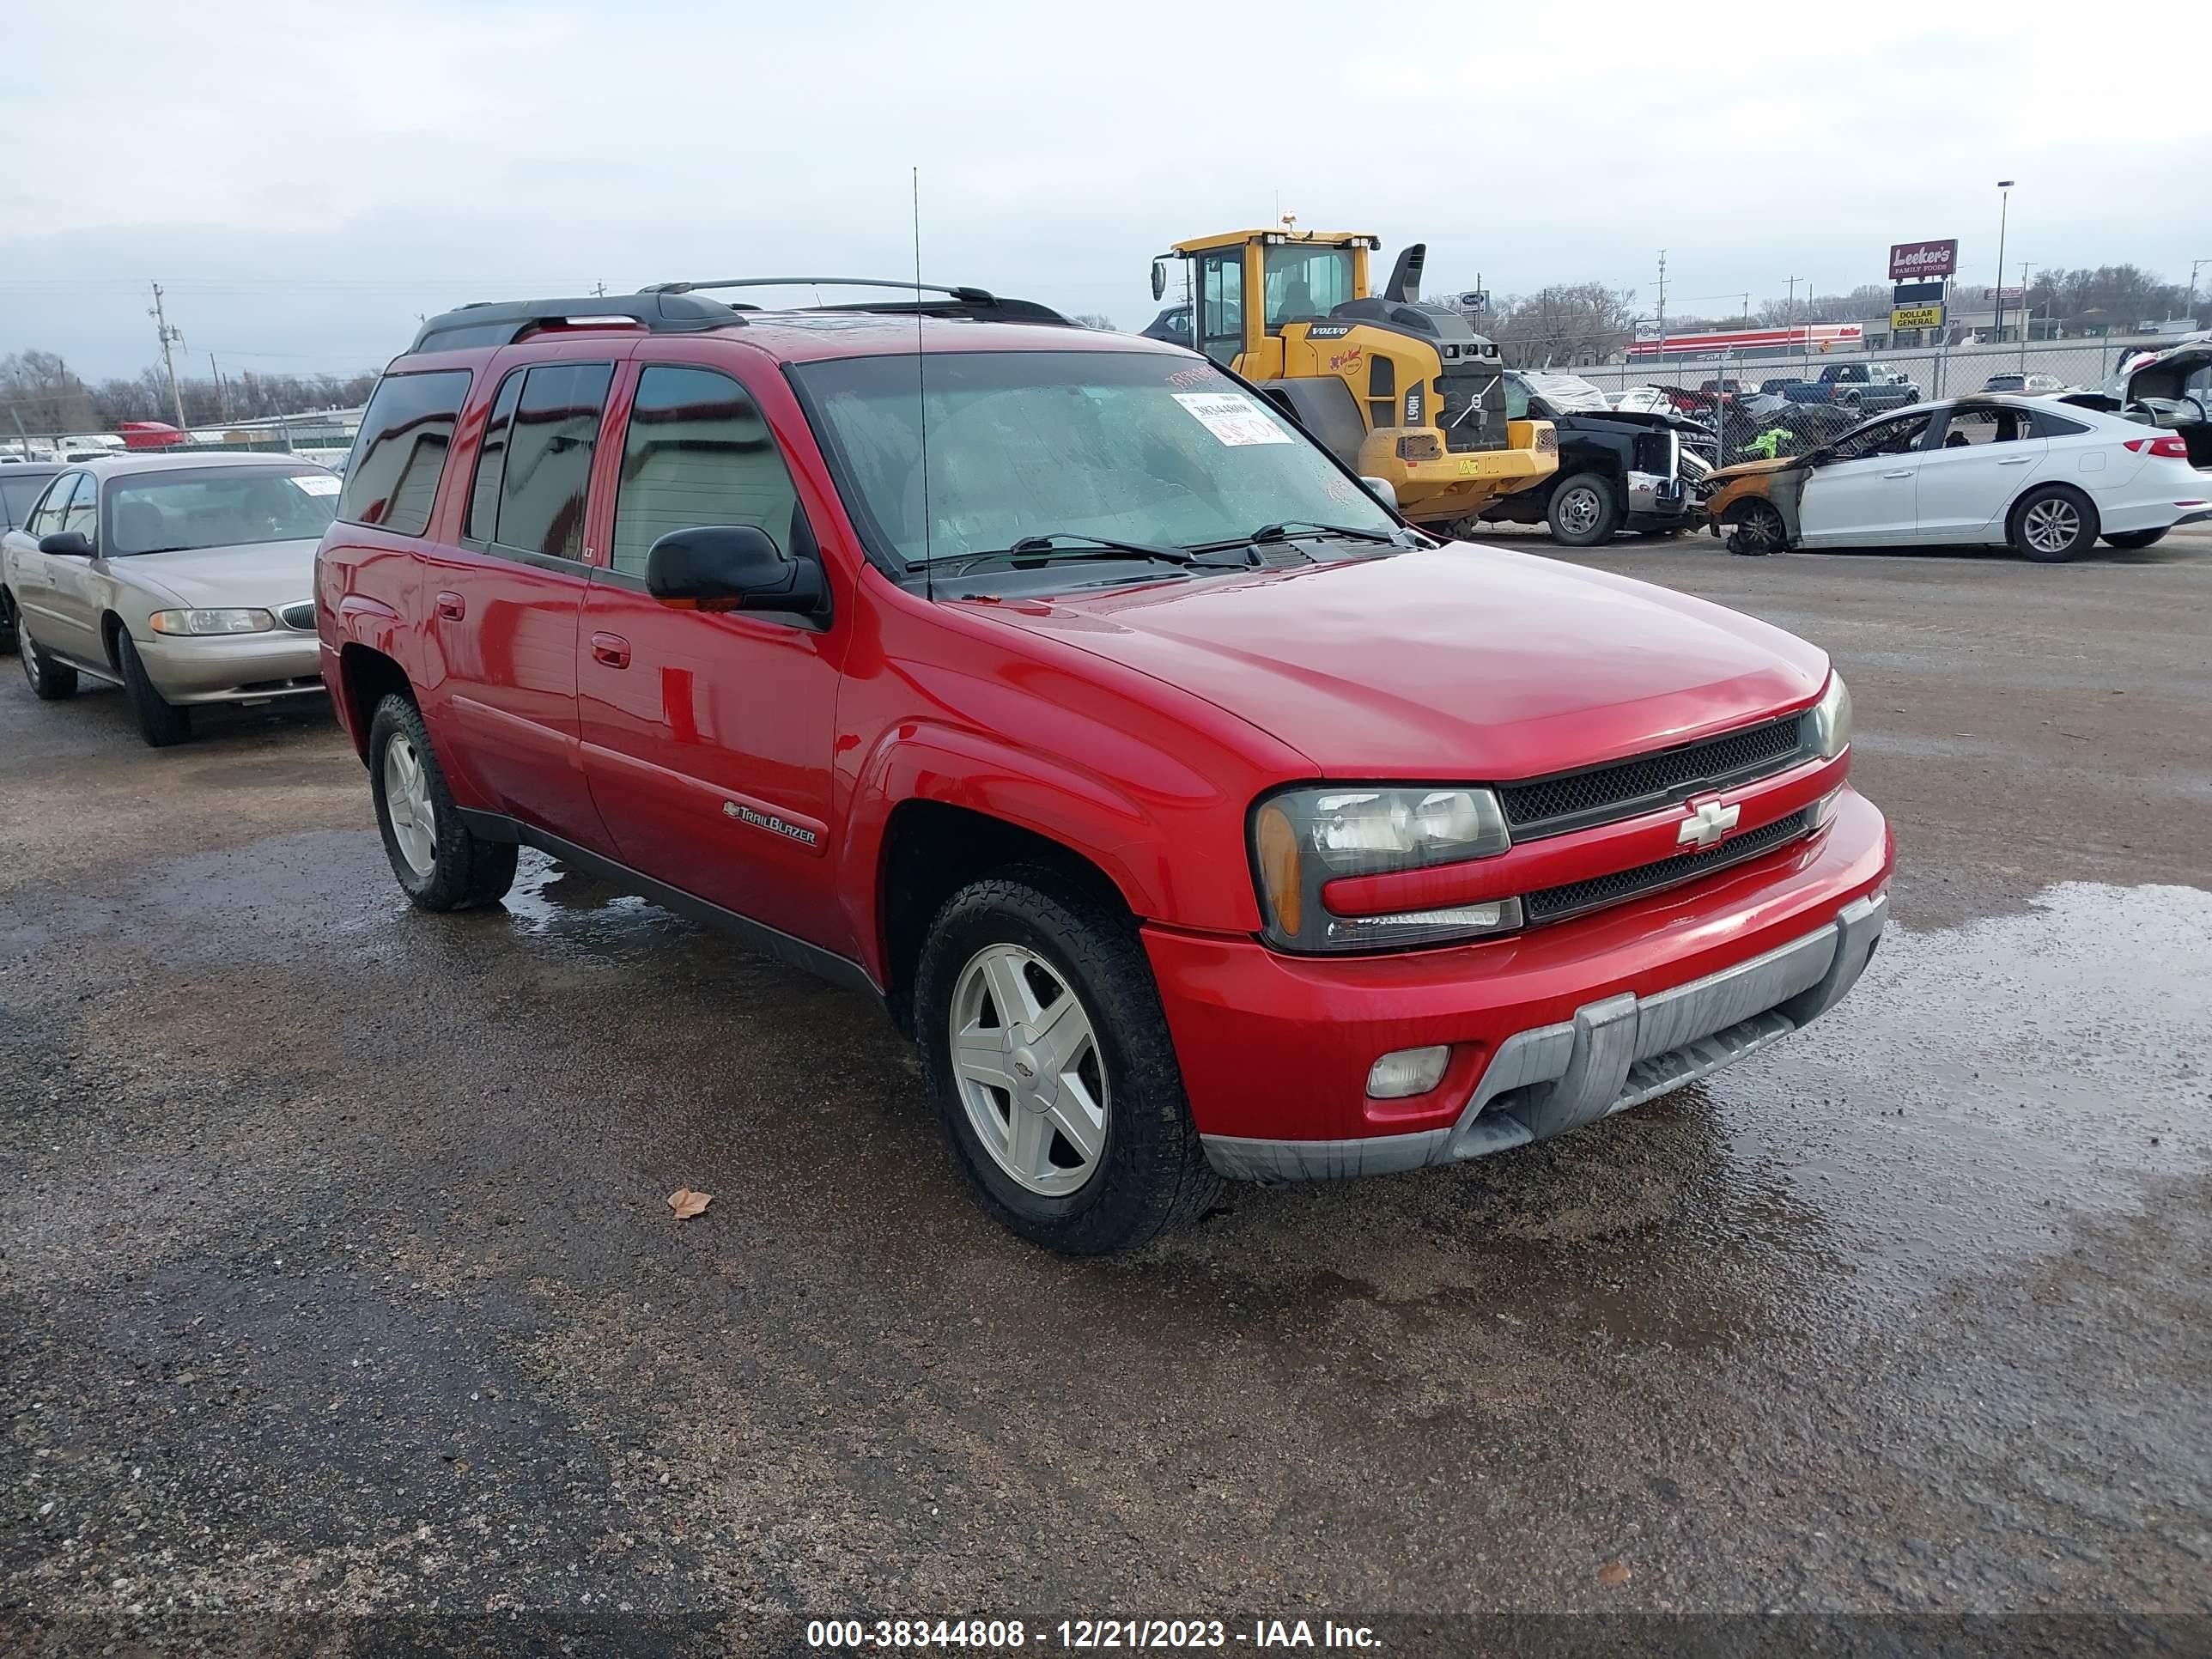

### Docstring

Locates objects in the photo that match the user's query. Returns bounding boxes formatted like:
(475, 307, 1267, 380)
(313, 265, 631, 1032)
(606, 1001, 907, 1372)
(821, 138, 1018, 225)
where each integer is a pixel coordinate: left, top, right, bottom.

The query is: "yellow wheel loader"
(1148, 226, 1555, 532)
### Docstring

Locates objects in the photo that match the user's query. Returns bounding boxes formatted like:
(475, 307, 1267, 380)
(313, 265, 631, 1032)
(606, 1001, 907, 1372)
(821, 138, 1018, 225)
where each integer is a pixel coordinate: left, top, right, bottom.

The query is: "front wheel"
(2010, 485, 2099, 562)
(368, 692, 518, 910)
(2102, 528, 2167, 550)
(118, 633, 192, 747)
(914, 868, 1220, 1254)
(1725, 498, 1787, 556)
(19, 626, 77, 701)
(1547, 472, 1622, 547)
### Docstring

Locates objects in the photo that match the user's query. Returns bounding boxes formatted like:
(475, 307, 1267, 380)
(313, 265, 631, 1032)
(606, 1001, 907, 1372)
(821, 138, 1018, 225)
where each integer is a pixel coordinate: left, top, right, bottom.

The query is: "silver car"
(1, 452, 338, 745)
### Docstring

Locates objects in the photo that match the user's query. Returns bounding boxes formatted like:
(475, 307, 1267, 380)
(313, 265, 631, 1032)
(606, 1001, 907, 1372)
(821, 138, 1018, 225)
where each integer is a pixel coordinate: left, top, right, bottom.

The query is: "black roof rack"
(407, 277, 1072, 355)
(642, 276, 1073, 325)
(409, 292, 748, 353)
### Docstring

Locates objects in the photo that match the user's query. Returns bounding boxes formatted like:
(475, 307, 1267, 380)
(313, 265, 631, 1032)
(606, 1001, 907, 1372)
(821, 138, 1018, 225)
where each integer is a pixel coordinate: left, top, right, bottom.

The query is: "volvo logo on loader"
(1678, 799, 1742, 849)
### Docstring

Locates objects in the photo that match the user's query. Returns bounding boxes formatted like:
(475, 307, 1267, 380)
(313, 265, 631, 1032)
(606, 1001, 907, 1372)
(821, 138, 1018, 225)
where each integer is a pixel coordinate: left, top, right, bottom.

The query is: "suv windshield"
(105, 465, 340, 555)
(793, 349, 1396, 567)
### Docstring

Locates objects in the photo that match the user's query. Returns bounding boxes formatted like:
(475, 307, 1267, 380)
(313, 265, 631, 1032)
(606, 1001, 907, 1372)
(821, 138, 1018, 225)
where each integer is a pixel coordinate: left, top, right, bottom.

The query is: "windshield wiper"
(1188, 519, 1403, 555)
(935, 532, 1256, 576)
(1248, 520, 1401, 545)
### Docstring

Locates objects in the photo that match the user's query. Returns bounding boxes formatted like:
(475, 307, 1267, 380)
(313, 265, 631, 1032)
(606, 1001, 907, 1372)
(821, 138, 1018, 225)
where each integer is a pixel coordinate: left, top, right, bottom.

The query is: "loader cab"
(1153, 228, 1379, 378)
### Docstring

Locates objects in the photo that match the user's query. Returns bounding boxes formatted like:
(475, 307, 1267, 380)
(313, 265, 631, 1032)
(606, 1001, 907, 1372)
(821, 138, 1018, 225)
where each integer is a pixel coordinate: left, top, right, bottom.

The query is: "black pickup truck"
(1478, 372, 1705, 545)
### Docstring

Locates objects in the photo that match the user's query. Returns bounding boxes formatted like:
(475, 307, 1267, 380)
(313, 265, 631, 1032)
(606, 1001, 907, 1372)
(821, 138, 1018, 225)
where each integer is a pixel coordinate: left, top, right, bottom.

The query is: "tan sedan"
(0, 452, 338, 745)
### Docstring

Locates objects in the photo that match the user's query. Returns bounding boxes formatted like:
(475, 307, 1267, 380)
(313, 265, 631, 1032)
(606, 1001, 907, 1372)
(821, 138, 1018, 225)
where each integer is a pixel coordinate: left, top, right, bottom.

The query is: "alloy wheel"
(382, 732, 438, 876)
(949, 943, 1109, 1198)
(2022, 497, 2081, 556)
(20, 629, 40, 686)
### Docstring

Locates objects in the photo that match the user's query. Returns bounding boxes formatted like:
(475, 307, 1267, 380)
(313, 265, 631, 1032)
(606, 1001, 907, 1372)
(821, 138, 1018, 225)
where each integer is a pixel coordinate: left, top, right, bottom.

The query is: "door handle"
(435, 591, 465, 621)
(1996, 455, 2033, 465)
(591, 632, 631, 669)
(1882, 470, 1915, 479)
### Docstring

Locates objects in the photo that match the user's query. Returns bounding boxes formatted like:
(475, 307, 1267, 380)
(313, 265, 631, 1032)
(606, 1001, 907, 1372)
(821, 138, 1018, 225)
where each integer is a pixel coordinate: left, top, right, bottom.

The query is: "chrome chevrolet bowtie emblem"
(1678, 799, 1741, 848)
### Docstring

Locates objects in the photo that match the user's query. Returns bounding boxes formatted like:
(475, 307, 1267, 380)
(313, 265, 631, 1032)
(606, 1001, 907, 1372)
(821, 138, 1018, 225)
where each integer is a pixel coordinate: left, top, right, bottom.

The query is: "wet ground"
(3, 530, 2209, 1643)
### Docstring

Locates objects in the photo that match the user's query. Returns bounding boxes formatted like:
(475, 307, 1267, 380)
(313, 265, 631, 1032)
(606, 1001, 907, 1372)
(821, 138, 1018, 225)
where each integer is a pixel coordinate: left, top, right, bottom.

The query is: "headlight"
(148, 608, 275, 636)
(1808, 672, 1852, 759)
(1252, 786, 1519, 953)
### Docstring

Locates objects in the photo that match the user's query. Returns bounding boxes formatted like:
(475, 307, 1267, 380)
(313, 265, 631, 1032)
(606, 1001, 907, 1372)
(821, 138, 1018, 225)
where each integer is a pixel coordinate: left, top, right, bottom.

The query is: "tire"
(914, 866, 1220, 1255)
(1546, 471, 1622, 547)
(116, 632, 192, 747)
(367, 692, 518, 911)
(2009, 484, 2099, 562)
(18, 624, 76, 700)
(1725, 498, 1787, 556)
(0, 587, 17, 656)
(2103, 528, 2167, 550)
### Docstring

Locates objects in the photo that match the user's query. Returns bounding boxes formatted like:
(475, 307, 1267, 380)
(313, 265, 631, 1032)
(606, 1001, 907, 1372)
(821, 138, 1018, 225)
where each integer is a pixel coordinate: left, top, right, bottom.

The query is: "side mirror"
(1359, 476, 1398, 510)
(39, 531, 94, 557)
(645, 525, 824, 617)
(1151, 260, 1168, 302)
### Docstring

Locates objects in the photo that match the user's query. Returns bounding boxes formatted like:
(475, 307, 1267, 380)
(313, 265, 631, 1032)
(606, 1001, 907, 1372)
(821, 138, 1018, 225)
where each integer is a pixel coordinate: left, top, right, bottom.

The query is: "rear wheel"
(2102, 528, 2167, 550)
(915, 867, 1219, 1255)
(117, 633, 192, 747)
(2010, 485, 2099, 562)
(1546, 472, 1622, 547)
(368, 692, 517, 910)
(19, 625, 76, 700)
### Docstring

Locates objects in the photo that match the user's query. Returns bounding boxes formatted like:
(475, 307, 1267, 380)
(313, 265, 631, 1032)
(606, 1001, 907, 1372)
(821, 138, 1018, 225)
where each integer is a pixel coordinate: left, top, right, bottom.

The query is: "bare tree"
(0, 351, 99, 433)
(1483, 283, 1638, 368)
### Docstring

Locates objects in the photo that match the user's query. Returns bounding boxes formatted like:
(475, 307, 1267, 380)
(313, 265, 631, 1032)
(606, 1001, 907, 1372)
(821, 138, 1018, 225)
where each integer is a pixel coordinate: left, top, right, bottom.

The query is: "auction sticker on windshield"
(289, 474, 341, 495)
(1174, 392, 1291, 447)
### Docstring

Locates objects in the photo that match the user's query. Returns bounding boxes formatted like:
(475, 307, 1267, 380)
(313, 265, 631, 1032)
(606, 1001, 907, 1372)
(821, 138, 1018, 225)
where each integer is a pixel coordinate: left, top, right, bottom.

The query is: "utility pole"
(2190, 258, 2209, 325)
(1993, 179, 2014, 341)
(149, 283, 188, 431)
(209, 354, 227, 423)
(2020, 261, 2039, 371)
(1655, 249, 1667, 379)
(592, 281, 608, 297)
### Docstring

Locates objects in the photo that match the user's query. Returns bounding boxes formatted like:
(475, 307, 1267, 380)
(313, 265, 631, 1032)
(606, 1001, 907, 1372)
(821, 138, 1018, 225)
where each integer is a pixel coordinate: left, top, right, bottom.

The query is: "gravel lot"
(3, 528, 2209, 1647)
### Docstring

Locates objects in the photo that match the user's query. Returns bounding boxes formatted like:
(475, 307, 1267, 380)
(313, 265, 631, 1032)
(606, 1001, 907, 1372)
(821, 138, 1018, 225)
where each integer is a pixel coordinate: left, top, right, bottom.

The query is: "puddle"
(1714, 880, 2212, 1292)
(495, 852, 686, 955)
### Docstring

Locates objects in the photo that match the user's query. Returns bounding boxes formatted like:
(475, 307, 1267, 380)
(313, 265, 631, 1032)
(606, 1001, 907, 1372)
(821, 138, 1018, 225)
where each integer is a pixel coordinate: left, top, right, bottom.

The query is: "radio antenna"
(913, 167, 933, 602)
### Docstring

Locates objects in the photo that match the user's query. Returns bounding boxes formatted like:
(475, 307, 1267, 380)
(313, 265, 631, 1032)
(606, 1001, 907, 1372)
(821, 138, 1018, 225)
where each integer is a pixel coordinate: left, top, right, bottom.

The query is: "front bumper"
(137, 629, 325, 704)
(1143, 787, 1893, 1181)
(1625, 470, 1697, 529)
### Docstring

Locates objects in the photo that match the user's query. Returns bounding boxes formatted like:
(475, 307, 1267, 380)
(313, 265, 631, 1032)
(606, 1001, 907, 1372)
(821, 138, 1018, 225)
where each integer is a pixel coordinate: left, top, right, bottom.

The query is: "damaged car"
(2060, 334, 2212, 470)
(1478, 372, 1703, 545)
(1700, 394, 2209, 560)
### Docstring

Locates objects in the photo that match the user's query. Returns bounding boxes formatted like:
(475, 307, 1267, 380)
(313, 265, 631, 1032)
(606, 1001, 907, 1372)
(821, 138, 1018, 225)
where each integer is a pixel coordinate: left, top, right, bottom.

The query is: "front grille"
(1524, 808, 1815, 926)
(1499, 714, 1810, 840)
(279, 601, 316, 630)
(1438, 368, 1506, 453)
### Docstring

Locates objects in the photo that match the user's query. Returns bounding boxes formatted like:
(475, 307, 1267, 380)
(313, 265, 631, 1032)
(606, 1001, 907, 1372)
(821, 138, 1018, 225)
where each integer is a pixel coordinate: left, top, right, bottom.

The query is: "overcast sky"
(3, 0, 2207, 380)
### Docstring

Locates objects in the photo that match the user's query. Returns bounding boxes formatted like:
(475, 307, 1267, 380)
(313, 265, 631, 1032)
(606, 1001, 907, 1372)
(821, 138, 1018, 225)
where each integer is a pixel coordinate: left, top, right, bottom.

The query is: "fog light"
(1367, 1044, 1451, 1099)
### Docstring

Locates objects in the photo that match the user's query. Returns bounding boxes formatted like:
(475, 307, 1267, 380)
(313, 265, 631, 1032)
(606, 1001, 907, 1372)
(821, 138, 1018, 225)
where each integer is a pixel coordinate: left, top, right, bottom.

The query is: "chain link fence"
(1534, 340, 2141, 468)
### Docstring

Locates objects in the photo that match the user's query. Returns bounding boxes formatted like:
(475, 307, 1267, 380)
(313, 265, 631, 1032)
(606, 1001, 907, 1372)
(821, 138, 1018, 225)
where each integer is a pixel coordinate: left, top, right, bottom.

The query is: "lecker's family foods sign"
(1888, 240, 1958, 281)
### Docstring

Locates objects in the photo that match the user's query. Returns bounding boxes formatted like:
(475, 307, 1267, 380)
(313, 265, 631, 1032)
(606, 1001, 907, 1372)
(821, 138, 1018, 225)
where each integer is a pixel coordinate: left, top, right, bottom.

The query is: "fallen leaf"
(1597, 1559, 1631, 1588)
(666, 1188, 712, 1220)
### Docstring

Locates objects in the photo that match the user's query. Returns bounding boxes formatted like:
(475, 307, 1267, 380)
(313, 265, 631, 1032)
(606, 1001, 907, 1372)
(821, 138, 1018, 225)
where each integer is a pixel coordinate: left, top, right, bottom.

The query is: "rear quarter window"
(337, 369, 473, 537)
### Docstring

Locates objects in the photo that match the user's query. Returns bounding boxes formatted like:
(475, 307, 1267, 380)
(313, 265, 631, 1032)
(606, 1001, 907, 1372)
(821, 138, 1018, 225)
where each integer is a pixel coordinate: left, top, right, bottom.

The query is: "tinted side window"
(465, 369, 525, 542)
(495, 362, 611, 561)
(610, 367, 802, 578)
(0, 473, 55, 530)
(337, 369, 472, 536)
(2032, 409, 2090, 439)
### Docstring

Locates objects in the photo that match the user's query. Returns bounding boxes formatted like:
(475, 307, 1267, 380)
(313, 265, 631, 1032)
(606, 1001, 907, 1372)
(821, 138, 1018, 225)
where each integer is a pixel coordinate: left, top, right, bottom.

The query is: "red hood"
(960, 543, 1829, 779)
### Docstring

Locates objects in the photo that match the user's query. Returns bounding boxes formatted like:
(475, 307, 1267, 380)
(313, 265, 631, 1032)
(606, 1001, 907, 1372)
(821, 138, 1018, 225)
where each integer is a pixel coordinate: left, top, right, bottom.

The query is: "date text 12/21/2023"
(805, 1618, 1382, 1650)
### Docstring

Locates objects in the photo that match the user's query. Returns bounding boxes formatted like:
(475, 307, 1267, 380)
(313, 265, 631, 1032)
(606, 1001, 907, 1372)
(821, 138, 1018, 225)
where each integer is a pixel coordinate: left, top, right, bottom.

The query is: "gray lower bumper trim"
(1202, 892, 1886, 1184)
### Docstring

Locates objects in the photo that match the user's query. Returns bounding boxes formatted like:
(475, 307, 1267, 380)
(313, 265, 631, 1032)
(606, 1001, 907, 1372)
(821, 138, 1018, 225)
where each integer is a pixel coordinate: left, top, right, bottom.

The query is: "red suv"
(316, 280, 1893, 1254)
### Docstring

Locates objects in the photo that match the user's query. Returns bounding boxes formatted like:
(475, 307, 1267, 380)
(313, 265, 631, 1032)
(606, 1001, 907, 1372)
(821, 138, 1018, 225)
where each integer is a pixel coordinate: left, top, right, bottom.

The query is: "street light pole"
(1993, 179, 2014, 342)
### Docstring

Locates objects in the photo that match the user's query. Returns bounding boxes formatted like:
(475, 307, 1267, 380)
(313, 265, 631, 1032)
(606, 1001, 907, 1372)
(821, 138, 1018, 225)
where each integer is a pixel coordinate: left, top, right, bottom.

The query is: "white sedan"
(1703, 393, 2211, 560)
